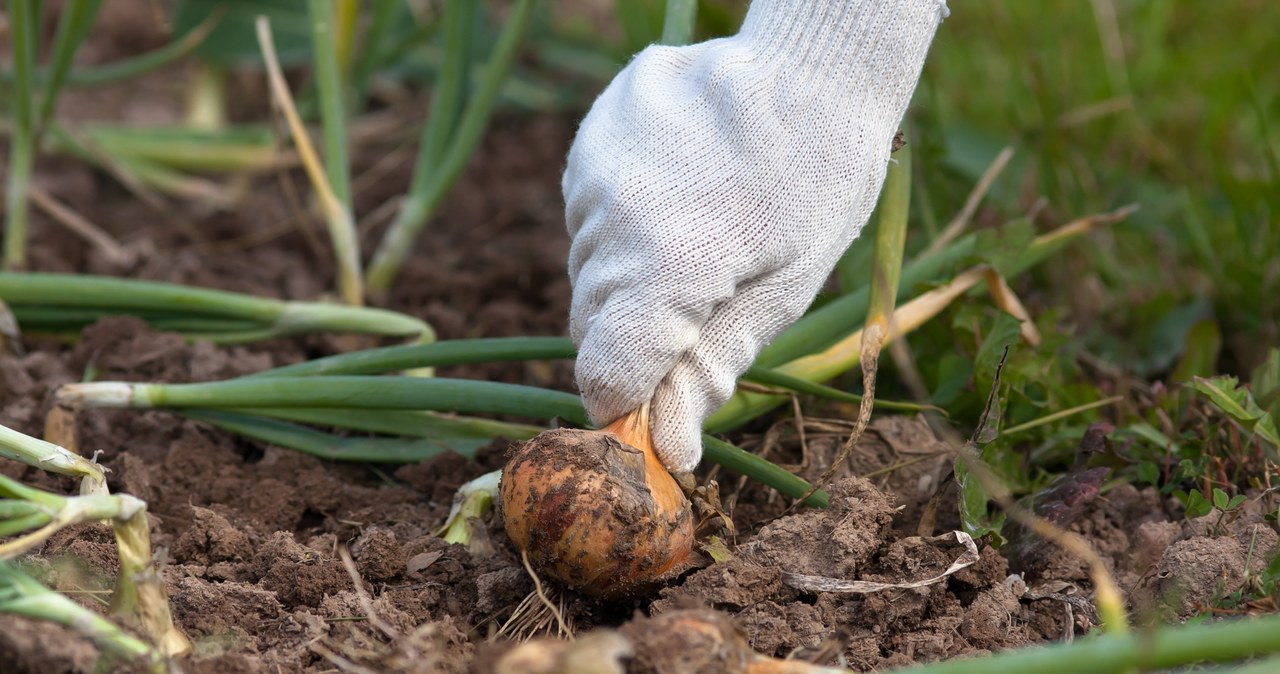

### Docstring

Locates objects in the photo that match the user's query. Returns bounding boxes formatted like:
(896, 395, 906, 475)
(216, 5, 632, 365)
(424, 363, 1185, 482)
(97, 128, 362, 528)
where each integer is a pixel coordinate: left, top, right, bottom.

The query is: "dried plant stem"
(983, 268, 1041, 345)
(27, 185, 134, 267)
(789, 147, 911, 508)
(925, 145, 1016, 255)
(111, 509, 192, 657)
(256, 16, 363, 306)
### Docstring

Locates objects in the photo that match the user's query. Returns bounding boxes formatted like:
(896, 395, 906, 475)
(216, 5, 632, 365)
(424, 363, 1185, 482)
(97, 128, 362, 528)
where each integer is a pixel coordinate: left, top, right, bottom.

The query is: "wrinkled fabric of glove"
(564, 0, 949, 473)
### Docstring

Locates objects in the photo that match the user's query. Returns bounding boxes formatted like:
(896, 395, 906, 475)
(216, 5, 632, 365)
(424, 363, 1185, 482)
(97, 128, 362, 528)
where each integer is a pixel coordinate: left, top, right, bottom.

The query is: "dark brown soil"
(2, 4, 1277, 673)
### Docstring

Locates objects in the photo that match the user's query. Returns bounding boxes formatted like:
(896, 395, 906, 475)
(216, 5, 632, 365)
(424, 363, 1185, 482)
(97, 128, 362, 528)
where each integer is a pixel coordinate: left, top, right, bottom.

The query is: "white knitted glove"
(564, 0, 948, 473)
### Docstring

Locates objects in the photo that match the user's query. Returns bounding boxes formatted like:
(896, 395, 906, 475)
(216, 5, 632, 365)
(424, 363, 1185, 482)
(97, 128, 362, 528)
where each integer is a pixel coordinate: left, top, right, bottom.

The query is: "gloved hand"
(564, 0, 948, 473)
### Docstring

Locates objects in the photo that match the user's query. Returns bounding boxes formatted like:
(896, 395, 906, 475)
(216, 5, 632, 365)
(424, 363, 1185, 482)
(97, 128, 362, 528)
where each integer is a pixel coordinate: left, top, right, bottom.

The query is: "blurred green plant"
(366, 0, 537, 294)
(3, 0, 104, 270)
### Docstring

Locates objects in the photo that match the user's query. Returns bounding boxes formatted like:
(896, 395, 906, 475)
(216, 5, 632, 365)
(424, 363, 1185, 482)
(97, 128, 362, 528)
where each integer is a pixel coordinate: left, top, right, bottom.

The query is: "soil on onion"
(2, 6, 1277, 674)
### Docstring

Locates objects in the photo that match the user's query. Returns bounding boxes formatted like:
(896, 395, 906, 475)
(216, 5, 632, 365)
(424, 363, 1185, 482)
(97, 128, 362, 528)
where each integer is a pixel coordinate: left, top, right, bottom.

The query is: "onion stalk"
(0, 422, 105, 493)
(0, 273, 432, 343)
(366, 0, 536, 293)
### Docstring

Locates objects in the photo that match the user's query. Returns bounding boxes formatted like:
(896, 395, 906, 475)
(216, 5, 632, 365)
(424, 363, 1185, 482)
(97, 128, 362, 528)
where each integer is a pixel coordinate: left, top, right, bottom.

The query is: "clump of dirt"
(0, 615, 102, 674)
(1139, 511, 1279, 620)
(650, 476, 1037, 670)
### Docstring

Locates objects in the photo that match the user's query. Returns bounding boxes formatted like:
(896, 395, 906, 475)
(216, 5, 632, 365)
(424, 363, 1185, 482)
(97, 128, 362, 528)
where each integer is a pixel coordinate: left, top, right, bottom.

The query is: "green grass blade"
(0, 423, 106, 487)
(270, 300, 430, 338)
(9, 306, 265, 333)
(367, 0, 536, 293)
(309, 0, 351, 207)
(614, 0, 659, 53)
(185, 409, 497, 463)
(251, 336, 576, 377)
(41, 133, 234, 203)
(0, 501, 42, 519)
(1000, 396, 1123, 437)
(365, 0, 477, 294)
(0, 273, 279, 320)
(364, 15, 441, 78)
(0, 472, 65, 509)
(3, 0, 37, 270)
(83, 125, 279, 173)
(1210, 653, 1280, 674)
(867, 147, 911, 335)
(37, 0, 103, 130)
(659, 0, 696, 46)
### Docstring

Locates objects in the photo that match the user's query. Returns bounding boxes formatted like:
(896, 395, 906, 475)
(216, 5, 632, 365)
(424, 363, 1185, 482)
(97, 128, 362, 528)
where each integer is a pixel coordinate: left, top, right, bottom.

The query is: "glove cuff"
(739, 0, 948, 97)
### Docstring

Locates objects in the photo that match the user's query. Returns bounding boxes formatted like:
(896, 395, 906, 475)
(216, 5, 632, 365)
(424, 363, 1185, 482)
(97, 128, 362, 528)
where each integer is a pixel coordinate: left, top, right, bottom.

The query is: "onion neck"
(602, 405, 687, 514)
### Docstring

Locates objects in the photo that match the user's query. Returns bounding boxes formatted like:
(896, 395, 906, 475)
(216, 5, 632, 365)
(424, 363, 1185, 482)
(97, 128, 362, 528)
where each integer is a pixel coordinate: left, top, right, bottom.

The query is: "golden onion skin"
(499, 413, 694, 599)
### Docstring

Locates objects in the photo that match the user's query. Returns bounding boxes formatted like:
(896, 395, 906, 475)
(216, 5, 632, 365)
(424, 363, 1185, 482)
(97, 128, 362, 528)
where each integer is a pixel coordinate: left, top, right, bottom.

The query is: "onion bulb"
(499, 406, 695, 598)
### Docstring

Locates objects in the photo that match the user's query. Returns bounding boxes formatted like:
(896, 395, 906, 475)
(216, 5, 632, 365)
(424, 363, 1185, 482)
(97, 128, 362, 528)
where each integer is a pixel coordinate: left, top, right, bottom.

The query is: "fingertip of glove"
(650, 397, 706, 475)
(653, 430, 702, 475)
